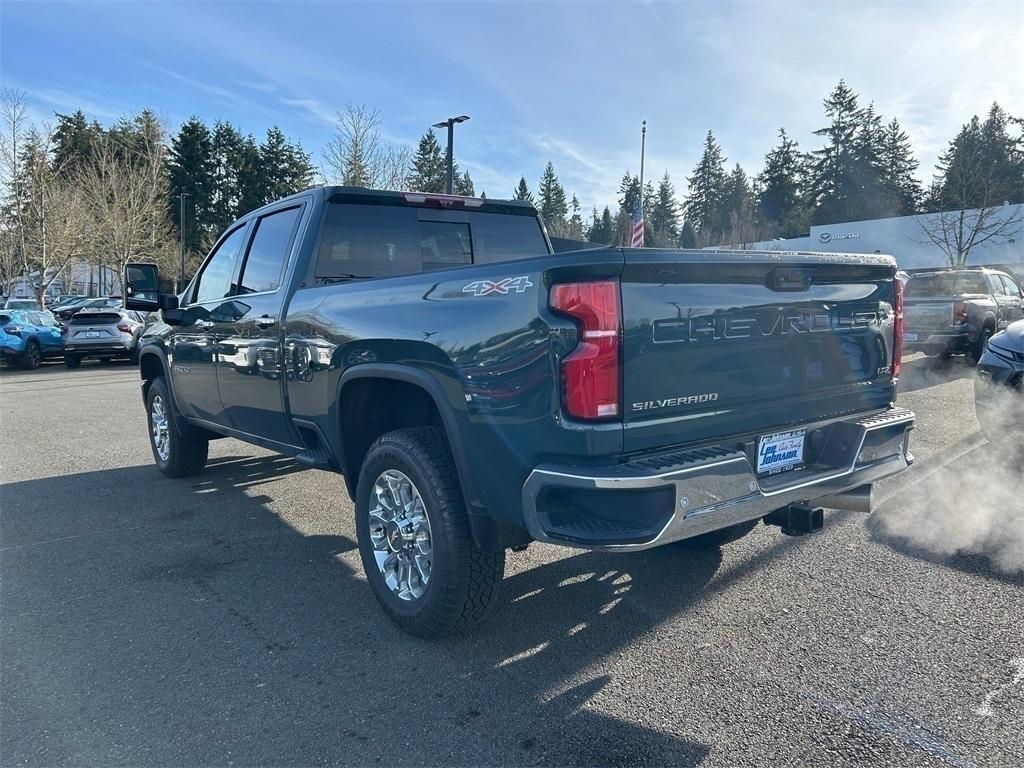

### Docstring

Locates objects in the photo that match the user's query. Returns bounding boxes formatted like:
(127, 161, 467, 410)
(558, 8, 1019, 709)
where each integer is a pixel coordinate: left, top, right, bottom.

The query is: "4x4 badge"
(462, 276, 534, 296)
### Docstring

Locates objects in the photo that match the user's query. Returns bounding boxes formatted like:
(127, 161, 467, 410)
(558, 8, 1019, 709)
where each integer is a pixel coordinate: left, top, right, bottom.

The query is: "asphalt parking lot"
(2, 355, 1022, 767)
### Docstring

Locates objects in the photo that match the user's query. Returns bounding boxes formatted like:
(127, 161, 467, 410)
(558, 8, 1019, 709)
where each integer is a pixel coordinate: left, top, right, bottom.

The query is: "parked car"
(902, 268, 1024, 362)
(0, 309, 65, 369)
(62, 308, 146, 367)
(53, 296, 122, 322)
(48, 295, 88, 313)
(975, 319, 1024, 441)
(124, 186, 915, 637)
(3, 298, 42, 311)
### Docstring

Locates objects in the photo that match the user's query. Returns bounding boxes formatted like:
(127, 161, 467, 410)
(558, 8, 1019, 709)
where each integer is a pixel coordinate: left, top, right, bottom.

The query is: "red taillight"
(892, 278, 904, 378)
(952, 301, 968, 324)
(117, 322, 131, 333)
(550, 280, 621, 420)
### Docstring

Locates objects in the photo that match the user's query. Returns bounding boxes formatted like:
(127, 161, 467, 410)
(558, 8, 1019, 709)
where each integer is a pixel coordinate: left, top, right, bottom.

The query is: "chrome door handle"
(193, 319, 214, 329)
(254, 315, 277, 329)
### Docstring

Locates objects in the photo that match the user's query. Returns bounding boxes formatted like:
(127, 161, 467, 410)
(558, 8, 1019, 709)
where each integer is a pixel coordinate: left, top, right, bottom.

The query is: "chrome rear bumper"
(522, 407, 915, 551)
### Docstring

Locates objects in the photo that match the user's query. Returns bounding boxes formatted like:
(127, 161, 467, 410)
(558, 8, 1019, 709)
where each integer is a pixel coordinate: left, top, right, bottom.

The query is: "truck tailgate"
(620, 251, 898, 453)
(904, 299, 955, 333)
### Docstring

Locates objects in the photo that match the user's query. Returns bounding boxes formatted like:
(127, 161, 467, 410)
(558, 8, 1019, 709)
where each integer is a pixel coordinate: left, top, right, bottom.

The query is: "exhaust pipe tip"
(814, 484, 873, 514)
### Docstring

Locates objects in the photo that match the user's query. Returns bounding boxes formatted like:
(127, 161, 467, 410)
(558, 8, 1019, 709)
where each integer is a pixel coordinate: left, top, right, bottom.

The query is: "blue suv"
(0, 309, 65, 369)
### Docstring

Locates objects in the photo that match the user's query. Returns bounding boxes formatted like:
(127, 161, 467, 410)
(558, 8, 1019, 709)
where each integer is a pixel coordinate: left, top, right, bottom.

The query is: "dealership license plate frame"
(756, 429, 806, 476)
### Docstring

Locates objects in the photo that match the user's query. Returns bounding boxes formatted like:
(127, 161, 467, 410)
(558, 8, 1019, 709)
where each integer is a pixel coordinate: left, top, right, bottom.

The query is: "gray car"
(63, 308, 147, 368)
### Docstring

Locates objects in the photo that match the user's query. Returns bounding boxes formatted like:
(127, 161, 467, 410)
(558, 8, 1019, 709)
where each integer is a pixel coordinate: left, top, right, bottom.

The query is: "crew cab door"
(170, 222, 250, 425)
(215, 203, 304, 447)
(997, 274, 1024, 327)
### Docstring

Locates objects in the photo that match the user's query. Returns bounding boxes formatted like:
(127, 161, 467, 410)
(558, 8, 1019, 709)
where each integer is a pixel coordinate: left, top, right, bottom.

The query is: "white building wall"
(742, 203, 1024, 275)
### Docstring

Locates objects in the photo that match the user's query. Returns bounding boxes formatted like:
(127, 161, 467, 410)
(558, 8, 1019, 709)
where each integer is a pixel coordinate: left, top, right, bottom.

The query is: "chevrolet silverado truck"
(124, 187, 915, 637)
(903, 268, 1024, 362)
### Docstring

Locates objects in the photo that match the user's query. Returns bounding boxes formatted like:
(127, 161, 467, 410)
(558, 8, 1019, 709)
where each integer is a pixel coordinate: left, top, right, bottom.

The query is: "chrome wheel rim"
(368, 469, 432, 601)
(151, 395, 170, 462)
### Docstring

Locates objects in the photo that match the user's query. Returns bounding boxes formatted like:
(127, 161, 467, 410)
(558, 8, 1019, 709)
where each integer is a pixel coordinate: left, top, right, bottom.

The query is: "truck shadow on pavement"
(1, 453, 763, 766)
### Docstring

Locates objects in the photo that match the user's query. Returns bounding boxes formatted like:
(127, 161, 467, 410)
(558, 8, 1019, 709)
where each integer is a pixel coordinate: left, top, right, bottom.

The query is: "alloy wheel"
(368, 469, 432, 601)
(151, 395, 170, 462)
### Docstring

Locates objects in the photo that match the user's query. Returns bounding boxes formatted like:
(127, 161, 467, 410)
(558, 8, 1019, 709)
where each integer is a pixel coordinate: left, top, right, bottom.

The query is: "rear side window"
(999, 274, 1021, 297)
(317, 204, 421, 280)
(195, 224, 248, 304)
(237, 206, 302, 294)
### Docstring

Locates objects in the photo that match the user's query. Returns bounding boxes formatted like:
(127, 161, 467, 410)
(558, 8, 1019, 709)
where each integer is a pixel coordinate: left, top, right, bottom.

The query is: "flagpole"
(639, 120, 646, 210)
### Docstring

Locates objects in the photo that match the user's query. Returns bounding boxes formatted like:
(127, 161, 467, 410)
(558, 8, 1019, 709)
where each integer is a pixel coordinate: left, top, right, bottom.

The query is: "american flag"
(630, 195, 645, 247)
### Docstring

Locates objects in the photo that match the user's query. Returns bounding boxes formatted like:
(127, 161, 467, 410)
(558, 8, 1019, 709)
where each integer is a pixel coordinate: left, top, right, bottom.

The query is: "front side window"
(194, 225, 248, 304)
(1000, 275, 1022, 297)
(237, 206, 302, 294)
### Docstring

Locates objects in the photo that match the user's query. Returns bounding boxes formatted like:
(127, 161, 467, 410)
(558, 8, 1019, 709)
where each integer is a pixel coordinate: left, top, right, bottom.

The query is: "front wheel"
(355, 427, 505, 638)
(20, 340, 41, 370)
(146, 376, 209, 478)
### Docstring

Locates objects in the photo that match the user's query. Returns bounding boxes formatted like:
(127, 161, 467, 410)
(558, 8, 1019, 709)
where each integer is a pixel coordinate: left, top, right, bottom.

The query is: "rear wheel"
(969, 327, 993, 365)
(355, 427, 505, 638)
(20, 340, 41, 370)
(680, 519, 759, 548)
(146, 376, 209, 478)
(64, 355, 81, 369)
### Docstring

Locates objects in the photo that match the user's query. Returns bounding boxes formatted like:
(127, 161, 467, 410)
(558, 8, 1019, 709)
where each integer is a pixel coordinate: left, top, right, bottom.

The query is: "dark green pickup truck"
(125, 187, 915, 637)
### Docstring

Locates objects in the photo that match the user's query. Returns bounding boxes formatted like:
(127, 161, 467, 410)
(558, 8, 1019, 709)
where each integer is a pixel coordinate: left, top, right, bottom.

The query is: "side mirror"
(124, 263, 178, 312)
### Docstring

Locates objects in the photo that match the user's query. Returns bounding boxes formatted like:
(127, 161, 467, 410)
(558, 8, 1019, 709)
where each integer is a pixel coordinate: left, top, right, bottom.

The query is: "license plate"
(902, 332, 918, 342)
(86, 331, 100, 338)
(757, 429, 805, 475)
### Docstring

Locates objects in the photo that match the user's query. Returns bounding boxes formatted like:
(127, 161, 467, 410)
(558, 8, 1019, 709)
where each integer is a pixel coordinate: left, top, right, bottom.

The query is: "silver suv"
(63, 309, 147, 368)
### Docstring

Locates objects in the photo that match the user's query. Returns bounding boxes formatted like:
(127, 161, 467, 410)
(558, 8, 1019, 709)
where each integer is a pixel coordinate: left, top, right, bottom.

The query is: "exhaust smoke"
(876, 428, 1023, 574)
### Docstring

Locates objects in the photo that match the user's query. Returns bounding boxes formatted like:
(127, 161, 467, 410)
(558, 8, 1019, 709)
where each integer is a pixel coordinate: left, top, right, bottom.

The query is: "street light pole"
(177, 192, 189, 291)
(431, 115, 470, 194)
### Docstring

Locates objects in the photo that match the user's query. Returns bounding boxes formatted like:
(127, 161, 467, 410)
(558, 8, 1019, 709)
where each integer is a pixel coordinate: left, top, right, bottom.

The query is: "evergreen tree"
(167, 117, 214, 253)
(209, 121, 245, 233)
(678, 219, 698, 249)
(756, 128, 807, 237)
(454, 169, 474, 196)
(682, 130, 727, 241)
(720, 163, 753, 241)
(537, 161, 568, 234)
(979, 103, 1024, 204)
(52, 110, 101, 176)
(236, 133, 265, 217)
(567, 194, 584, 240)
(260, 126, 313, 202)
(409, 130, 446, 193)
(587, 206, 614, 244)
(513, 176, 534, 203)
(647, 171, 680, 247)
(808, 80, 888, 225)
(878, 118, 921, 216)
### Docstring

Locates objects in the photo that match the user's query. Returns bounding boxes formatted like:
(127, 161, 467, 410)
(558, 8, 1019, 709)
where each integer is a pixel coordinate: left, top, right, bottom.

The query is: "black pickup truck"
(125, 187, 915, 637)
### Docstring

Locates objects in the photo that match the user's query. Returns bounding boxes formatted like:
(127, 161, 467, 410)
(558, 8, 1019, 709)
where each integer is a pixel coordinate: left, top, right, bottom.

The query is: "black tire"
(128, 347, 140, 365)
(969, 327, 993, 365)
(64, 355, 81, 369)
(680, 519, 759, 548)
(20, 340, 41, 370)
(146, 376, 209, 478)
(355, 427, 505, 638)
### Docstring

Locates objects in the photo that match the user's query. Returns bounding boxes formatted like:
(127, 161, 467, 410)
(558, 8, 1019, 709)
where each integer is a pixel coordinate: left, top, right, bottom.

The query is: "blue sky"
(2, 0, 1021, 212)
